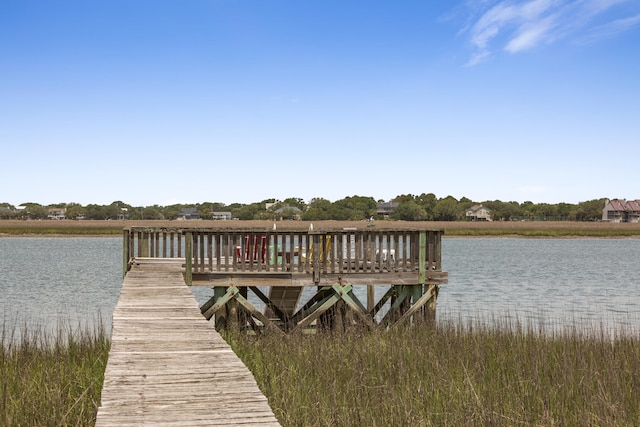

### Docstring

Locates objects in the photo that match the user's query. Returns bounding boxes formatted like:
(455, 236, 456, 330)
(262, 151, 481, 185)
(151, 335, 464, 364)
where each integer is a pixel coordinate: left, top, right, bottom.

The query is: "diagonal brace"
(233, 292, 285, 334)
(290, 292, 340, 334)
(201, 285, 239, 320)
(380, 285, 412, 326)
(290, 286, 334, 324)
(330, 283, 374, 328)
(392, 284, 438, 327)
(249, 286, 288, 324)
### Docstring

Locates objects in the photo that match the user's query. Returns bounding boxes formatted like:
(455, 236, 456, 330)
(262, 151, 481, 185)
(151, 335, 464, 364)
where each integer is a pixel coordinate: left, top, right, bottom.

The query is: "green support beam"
(393, 284, 438, 327)
(201, 285, 238, 320)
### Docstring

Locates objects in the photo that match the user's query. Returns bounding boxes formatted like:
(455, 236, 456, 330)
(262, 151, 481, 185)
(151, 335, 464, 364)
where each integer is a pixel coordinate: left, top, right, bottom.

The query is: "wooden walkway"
(96, 258, 281, 426)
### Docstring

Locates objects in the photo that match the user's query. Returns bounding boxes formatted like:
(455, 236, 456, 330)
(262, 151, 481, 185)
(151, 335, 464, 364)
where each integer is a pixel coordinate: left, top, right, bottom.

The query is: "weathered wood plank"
(191, 271, 448, 287)
(96, 258, 281, 427)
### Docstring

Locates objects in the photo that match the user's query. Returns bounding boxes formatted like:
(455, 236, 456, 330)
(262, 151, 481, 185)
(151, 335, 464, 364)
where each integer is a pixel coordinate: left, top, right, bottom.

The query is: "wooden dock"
(96, 258, 281, 426)
(122, 226, 448, 333)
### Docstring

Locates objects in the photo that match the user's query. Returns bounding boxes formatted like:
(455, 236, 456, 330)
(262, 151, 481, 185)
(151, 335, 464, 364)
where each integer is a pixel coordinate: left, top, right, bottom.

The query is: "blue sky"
(1, 0, 639, 207)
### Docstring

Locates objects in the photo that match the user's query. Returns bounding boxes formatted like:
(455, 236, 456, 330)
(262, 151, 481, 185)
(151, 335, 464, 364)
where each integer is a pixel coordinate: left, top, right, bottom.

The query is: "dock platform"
(96, 258, 280, 426)
(122, 226, 448, 333)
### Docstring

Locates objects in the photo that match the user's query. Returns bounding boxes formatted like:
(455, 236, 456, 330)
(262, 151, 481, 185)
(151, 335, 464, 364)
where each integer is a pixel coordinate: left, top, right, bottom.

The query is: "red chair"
(236, 235, 267, 263)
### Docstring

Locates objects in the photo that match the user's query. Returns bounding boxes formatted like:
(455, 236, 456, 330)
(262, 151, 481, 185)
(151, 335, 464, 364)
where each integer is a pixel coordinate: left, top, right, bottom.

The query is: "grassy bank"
(226, 321, 640, 426)
(4, 319, 639, 426)
(2, 219, 640, 237)
(0, 322, 109, 426)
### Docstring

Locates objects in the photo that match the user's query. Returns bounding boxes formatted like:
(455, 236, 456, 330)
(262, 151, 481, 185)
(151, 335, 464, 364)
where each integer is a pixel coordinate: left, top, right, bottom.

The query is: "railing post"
(122, 229, 130, 278)
(312, 233, 321, 284)
(418, 230, 426, 285)
(185, 231, 193, 286)
(140, 231, 149, 257)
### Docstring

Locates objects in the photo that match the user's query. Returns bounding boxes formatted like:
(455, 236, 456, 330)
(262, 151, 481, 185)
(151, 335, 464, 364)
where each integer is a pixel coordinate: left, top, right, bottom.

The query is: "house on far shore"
(602, 199, 640, 223)
(376, 201, 399, 219)
(0, 206, 17, 219)
(465, 204, 492, 221)
(47, 208, 67, 220)
(274, 206, 302, 221)
(117, 208, 129, 220)
(212, 211, 232, 220)
(177, 207, 199, 220)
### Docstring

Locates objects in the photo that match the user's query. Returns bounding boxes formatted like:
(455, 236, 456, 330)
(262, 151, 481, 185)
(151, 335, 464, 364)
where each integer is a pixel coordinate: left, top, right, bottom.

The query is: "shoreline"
(2, 219, 640, 238)
(3, 233, 640, 239)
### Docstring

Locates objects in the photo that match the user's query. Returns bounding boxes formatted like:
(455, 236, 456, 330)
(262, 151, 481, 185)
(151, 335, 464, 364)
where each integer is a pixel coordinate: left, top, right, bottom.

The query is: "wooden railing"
(122, 227, 184, 276)
(123, 226, 448, 331)
(123, 226, 447, 287)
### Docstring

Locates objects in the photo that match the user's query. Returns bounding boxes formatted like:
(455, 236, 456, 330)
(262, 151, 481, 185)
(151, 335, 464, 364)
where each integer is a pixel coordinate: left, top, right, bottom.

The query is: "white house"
(212, 211, 232, 220)
(376, 201, 399, 218)
(47, 208, 67, 220)
(465, 204, 492, 221)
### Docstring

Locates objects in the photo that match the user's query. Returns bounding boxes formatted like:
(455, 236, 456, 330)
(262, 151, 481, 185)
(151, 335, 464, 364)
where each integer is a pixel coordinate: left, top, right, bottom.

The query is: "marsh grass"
(1, 319, 110, 426)
(227, 319, 640, 426)
(445, 227, 640, 238)
(2, 219, 640, 237)
(3, 315, 638, 426)
(0, 227, 122, 236)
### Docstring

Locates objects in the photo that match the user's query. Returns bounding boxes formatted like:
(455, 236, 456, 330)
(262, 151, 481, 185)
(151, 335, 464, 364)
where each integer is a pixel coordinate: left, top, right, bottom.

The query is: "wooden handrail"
(123, 227, 446, 286)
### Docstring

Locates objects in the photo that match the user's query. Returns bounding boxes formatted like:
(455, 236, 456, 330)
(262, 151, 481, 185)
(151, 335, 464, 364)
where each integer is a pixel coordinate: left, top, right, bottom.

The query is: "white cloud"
(465, 49, 491, 67)
(578, 13, 640, 43)
(460, 0, 639, 65)
(468, 0, 556, 50)
(505, 14, 557, 52)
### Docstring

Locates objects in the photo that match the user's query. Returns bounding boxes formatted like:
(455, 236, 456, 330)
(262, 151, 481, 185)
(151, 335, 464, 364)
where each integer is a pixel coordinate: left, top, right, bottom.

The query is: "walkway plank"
(96, 258, 281, 427)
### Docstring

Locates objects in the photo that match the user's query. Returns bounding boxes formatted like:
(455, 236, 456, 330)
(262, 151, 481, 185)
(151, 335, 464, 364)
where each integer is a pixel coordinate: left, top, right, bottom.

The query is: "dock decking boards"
(96, 258, 281, 426)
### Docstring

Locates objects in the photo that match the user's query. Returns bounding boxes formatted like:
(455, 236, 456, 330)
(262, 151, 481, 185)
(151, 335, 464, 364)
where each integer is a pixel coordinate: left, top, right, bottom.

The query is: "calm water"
(0, 237, 122, 336)
(1, 237, 639, 336)
(440, 238, 640, 331)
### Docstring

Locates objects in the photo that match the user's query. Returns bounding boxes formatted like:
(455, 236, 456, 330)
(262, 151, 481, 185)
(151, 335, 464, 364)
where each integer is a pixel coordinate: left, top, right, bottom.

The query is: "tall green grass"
(4, 316, 639, 426)
(226, 320, 640, 426)
(1, 320, 110, 426)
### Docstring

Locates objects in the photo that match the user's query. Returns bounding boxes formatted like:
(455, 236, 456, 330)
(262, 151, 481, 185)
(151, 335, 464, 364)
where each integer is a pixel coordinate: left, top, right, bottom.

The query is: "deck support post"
(393, 284, 439, 327)
(425, 284, 439, 323)
(418, 230, 440, 323)
(367, 285, 375, 312)
(201, 285, 234, 321)
(185, 231, 193, 286)
(122, 229, 130, 278)
(140, 231, 149, 257)
(418, 230, 426, 285)
(213, 286, 228, 330)
(411, 284, 423, 323)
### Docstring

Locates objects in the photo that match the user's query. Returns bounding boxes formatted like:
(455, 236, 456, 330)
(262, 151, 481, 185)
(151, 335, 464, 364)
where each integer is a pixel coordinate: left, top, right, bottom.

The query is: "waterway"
(1, 236, 638, 337)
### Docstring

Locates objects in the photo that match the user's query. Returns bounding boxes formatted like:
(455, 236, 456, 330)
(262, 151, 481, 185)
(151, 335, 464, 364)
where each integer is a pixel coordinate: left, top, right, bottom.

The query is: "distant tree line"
(0, 195, 607, 222)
